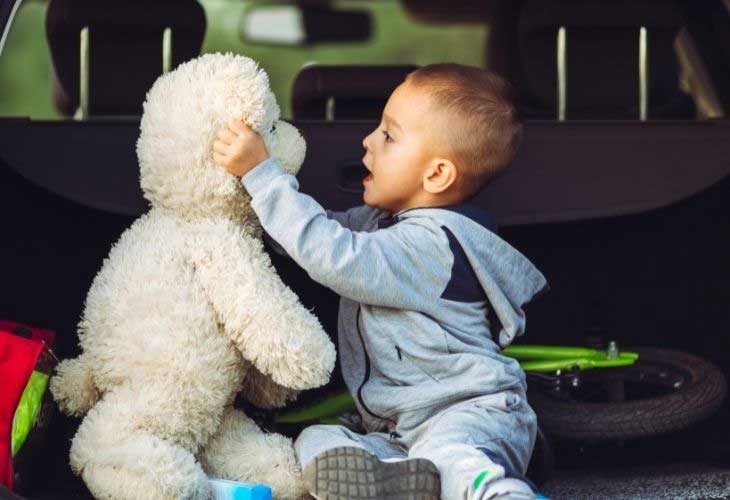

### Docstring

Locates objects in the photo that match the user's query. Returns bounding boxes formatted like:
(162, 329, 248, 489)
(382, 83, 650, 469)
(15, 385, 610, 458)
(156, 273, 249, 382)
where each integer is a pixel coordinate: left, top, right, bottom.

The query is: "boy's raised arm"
(213, 118, 446, 309)
(268, 206, 384, 258)
(241, 158, 447, 310)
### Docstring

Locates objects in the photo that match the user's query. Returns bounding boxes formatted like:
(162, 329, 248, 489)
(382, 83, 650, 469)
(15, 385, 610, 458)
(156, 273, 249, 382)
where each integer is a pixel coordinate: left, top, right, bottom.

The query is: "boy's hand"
(213, 119, 270, 177)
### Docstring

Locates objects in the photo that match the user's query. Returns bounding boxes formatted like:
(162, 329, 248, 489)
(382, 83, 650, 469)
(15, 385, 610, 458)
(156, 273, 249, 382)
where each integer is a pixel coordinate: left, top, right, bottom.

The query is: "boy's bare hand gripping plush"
(214, 119, 269, 178)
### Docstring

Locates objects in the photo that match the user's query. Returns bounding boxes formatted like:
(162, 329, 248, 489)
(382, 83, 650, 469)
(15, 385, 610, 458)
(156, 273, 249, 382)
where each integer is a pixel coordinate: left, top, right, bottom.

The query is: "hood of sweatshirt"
(391, 203, 549, 348)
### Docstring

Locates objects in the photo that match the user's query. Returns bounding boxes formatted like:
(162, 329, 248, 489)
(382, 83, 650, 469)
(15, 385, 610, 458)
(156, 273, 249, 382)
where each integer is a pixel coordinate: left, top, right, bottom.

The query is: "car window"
(0, 0, 488, 120)
(0, 0, 55, 119)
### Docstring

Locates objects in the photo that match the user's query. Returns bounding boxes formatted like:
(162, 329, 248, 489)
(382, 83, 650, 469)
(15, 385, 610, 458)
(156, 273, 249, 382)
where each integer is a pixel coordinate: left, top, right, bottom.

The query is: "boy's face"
(361, 81, 439, 214)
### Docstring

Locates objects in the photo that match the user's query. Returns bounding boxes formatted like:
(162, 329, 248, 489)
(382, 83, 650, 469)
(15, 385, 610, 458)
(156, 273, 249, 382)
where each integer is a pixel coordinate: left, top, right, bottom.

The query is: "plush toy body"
(50, 53, 335, 500)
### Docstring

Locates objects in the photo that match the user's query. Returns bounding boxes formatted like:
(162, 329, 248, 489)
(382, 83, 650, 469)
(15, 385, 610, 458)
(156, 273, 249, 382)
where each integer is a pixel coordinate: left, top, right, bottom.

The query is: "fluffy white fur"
(50, 53, 335, 500)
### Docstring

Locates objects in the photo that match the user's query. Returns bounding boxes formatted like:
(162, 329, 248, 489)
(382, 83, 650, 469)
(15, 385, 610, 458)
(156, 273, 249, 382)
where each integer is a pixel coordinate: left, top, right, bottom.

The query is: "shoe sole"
(302, 446, 441, 500)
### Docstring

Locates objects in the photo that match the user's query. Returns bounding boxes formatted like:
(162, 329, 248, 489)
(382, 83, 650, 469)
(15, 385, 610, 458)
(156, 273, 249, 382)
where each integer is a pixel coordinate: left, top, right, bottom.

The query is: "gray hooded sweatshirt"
(242, 158, 549, 432)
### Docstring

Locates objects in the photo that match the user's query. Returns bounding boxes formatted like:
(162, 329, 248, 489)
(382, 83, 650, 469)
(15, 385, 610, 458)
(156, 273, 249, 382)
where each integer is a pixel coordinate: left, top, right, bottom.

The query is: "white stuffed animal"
(50, 53, 336, 500)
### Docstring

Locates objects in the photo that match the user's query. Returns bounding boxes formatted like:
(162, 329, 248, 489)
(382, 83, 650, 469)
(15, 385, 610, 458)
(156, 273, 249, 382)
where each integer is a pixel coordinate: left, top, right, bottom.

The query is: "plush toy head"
(136, 53, 305, 223)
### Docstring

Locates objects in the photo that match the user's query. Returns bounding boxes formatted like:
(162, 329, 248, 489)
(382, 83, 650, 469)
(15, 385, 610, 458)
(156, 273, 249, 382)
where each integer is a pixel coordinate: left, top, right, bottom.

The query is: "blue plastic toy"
(208, 478, 272, 500)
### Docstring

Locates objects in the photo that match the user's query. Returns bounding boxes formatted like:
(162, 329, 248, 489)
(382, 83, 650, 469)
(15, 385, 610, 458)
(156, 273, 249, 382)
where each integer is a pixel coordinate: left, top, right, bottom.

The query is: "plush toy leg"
(70, 390, 210, 500)
(199, 407, 307, 500)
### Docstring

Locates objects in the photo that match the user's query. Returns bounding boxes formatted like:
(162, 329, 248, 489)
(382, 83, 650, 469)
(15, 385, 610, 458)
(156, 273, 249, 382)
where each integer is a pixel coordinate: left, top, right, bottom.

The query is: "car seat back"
(292, 64, 418, 120)
(46, 0, 206, 117)
(516, 0, 693, 119)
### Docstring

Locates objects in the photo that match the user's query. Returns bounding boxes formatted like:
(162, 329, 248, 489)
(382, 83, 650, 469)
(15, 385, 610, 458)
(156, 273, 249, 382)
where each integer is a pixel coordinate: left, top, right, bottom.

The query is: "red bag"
(0, 322, 56, 491)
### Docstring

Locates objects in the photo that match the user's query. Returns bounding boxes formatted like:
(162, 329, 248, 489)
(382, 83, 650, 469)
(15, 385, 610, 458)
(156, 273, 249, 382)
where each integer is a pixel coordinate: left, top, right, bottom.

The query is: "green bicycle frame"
(502, 344, 639, 373)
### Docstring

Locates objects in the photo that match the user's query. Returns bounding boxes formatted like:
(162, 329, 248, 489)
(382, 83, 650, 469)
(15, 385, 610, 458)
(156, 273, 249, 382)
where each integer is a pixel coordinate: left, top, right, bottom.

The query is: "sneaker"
(302, 446, 440, 500)
(479, 477, 537, 499)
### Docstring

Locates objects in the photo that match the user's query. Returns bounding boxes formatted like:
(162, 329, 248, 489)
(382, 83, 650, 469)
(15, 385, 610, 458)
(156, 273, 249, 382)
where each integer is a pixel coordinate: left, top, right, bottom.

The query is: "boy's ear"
(423, 158, 458, 194)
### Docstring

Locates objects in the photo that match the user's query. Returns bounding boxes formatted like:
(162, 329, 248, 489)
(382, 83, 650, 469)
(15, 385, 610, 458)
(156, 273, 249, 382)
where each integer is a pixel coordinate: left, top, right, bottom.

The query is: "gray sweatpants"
(294, 390, 538, 500)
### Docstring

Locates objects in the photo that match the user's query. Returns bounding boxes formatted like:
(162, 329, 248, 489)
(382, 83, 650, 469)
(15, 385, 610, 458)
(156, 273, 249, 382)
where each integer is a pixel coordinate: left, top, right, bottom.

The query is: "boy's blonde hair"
(405, 63, 523, 199)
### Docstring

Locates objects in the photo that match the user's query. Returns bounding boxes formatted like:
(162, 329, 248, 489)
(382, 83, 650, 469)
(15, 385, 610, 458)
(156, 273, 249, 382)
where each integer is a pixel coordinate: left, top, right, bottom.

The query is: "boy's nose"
(362, 129, 375, 151)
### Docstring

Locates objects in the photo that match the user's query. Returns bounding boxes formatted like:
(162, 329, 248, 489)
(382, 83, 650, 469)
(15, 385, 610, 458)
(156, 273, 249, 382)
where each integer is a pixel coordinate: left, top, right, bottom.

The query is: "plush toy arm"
(241, 361, 300, 409)
(191, 227, 335, 390)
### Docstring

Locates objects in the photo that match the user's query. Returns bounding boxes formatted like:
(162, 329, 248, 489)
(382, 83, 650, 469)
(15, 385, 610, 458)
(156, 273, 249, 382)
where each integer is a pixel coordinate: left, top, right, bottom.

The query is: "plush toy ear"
(266, 120, 306, 176)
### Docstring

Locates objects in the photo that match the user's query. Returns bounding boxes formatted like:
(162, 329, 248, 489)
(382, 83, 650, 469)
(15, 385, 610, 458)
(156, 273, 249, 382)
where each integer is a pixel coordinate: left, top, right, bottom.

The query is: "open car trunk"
(1, 118, 730, 498)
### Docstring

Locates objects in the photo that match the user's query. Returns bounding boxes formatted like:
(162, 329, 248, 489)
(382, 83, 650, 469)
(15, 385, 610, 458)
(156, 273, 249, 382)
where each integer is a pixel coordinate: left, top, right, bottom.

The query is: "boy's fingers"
(229, 118, 252, 135)
(213, 140, 229, 155)
(213, 152, 227, 165)
(216, 128, 237, 144)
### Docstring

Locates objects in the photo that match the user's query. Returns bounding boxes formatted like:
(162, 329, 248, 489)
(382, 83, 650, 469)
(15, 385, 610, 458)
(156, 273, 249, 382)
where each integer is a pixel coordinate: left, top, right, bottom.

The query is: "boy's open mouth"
(363, 173, 373, 184)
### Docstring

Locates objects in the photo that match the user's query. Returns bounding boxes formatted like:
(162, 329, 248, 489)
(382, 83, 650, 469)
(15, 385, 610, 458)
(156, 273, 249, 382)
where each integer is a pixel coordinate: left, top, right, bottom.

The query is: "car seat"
(292, 64, 418, 120)
(512, 0, 695, 119)
(46, 0, 206, 117)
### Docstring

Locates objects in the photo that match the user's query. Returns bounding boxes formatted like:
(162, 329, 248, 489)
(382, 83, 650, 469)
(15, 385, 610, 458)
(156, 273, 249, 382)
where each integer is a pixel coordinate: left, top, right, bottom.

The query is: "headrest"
(518, 0, 689, 118)
(292, 64, 418, 119)
(46, 0, 206, 116)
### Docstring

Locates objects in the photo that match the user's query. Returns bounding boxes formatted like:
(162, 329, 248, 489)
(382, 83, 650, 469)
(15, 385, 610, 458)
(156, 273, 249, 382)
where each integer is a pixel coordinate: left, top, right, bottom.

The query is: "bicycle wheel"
(527, 347, 727, 441)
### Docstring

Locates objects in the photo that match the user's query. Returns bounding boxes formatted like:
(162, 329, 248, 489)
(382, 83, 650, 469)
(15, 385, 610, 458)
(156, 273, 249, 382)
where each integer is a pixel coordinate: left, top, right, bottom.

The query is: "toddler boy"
(214, 63, 549, 500)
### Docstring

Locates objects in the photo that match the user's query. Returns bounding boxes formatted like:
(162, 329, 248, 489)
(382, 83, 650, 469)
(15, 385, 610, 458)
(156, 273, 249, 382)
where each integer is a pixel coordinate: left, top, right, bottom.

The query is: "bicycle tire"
(527, 347, 727, 441)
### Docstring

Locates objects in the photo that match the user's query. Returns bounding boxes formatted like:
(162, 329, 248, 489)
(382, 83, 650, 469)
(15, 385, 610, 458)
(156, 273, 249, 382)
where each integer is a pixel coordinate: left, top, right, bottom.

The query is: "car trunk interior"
(1, 118, 730, 498)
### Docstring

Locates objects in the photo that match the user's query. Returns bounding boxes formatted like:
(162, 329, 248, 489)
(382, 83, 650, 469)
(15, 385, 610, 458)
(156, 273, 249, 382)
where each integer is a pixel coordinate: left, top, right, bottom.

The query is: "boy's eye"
(381, 130, 393, 142)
